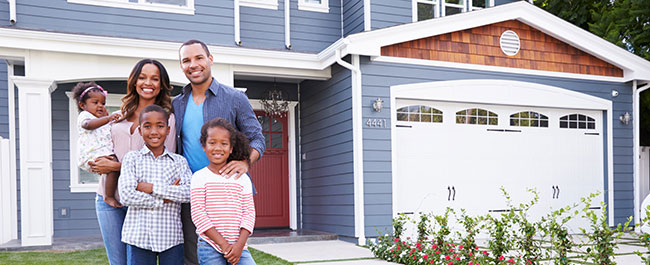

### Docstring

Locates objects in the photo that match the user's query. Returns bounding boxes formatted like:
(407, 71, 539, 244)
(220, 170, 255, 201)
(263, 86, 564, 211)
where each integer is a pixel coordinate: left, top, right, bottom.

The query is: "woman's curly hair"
(200, 118, 251, 164)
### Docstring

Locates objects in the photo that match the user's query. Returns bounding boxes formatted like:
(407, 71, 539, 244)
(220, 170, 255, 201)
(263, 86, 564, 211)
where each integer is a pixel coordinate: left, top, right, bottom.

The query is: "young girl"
(72, 82, 122, 207)
(191, 118, 256, 265)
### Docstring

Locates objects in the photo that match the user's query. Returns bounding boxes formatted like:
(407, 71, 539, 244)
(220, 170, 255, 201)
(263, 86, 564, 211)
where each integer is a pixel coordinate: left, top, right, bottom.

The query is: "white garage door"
(394, 99, 604, 231)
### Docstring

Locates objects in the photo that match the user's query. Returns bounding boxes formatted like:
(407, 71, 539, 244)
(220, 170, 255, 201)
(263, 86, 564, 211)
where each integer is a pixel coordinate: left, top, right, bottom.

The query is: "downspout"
(634, 80, 650, 226)
(234, 0, 242, 45)
(284, 0, 291, 49)
(363, 0, 370, 31)
(8, 0, 16, 24)
(335, 48, 366, 245)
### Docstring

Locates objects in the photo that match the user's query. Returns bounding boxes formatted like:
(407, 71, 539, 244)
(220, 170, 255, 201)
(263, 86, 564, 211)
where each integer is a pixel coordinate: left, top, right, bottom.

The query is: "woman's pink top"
(96, 113, 177, 199)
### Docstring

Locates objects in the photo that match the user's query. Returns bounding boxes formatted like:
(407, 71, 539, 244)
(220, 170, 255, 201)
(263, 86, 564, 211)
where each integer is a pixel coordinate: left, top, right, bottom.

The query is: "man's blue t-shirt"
(182, 92, 209, 173)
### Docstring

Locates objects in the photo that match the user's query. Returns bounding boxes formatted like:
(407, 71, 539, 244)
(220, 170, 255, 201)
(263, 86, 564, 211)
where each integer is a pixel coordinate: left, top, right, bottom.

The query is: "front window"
(414, 0, 492, 21)
(298, 0, 329, 13)
(66, 91, 124, 192)
(67, 0, 194, 14)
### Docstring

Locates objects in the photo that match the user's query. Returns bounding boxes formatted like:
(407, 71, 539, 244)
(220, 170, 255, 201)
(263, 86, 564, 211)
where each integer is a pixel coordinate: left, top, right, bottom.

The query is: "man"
(172, 39, 265, 265)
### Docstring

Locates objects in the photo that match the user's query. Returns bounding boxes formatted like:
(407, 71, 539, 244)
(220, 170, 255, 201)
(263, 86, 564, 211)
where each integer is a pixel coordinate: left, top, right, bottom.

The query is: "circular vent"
(500, 30, 520, 56)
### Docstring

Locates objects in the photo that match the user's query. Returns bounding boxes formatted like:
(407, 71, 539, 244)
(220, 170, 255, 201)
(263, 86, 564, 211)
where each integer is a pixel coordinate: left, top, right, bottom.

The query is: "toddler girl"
(72, 82, 122, 207)
(191, 118, 256, 265)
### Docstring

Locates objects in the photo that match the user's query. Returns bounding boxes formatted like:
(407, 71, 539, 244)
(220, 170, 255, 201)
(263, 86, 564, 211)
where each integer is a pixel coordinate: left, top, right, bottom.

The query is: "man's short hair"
(180, 39, 211, 56)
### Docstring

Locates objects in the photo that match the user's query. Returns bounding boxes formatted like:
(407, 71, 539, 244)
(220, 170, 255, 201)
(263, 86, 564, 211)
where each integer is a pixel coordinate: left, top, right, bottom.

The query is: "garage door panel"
(395, 100, 604, 232)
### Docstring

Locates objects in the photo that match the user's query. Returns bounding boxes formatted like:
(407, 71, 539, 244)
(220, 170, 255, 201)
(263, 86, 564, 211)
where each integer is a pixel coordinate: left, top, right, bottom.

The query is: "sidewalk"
(250, 240, 399, 264)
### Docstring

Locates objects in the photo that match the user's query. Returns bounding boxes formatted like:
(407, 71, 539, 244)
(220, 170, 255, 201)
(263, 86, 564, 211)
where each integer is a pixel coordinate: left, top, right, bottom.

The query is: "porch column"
(12, 78, 55, 246)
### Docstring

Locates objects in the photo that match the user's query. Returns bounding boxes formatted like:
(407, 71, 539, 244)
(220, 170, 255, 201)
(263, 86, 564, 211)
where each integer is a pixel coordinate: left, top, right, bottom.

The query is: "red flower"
(498, 256, 505, 261)
(424, 254, 429, 259)
(430, 260, 434, 264)
(432, 244, 438, 249)
(417, 243, 421, 248)
(436, 251, 441, 254)
(456, 256, 461, 260)
(469, 262, 473, 265)
(449, 248, 455, 252)
(469, 252, 473, 256)
(445, 255, 451, 260)
(448, 262, 454, 265)
(482, 251, 489, 256)
(397, 246, 401, 250)
(507, 258, 515, 263)
(475, 246, 479, 250)
(459, 245, 463, 249)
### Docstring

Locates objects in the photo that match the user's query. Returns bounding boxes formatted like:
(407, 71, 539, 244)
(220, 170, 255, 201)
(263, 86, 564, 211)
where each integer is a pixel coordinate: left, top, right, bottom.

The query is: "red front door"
(250, 111, 289, 228)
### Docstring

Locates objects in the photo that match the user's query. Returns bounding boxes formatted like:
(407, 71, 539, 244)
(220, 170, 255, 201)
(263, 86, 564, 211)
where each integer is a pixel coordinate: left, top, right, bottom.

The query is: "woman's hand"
(88, 156, 120, 175)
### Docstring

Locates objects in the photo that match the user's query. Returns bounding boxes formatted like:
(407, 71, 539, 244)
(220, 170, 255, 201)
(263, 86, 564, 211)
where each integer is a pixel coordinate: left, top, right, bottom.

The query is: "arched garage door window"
(455, 108, 497, 125)
(396, 105, 443, 122)
(510, 111, 549, 127)
(560, 114, 596, 129)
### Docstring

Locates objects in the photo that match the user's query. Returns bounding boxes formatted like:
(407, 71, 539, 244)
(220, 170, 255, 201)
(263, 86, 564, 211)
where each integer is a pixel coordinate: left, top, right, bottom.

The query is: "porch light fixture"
(260, 79, 289, 117)
(372, 98, 384, 112)
(620, 112, 631, 125)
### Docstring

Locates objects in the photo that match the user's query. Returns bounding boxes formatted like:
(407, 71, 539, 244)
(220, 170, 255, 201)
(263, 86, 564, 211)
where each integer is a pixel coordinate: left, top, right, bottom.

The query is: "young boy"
(118, 104, 191, 265)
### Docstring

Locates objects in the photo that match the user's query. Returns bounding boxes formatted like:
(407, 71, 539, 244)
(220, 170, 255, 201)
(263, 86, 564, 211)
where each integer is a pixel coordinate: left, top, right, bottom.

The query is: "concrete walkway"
(249, 240, 398, 264)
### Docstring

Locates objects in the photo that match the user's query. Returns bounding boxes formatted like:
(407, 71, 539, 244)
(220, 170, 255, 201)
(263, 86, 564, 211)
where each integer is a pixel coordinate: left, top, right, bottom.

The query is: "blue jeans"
(197, 238, 256, 265)
(95, 194, 128, 265)
(127, 244, 184, 265)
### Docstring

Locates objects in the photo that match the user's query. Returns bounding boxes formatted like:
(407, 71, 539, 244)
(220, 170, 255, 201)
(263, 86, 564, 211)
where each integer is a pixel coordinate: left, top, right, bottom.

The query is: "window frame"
(67, 0, 195, 15)
(66, 91, 124, 193)
(240, 0, 279, 10)
(413, 0, 494, 21)
(298, 0, 329, 13)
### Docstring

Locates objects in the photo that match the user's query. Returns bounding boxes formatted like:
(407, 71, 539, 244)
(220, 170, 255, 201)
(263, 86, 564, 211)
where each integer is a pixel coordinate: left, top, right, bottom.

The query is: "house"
(1, 0, 650, 247)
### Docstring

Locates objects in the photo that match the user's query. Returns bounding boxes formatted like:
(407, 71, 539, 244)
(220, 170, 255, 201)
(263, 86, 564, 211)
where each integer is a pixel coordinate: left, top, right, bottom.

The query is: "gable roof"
(339, 1, 650, 82)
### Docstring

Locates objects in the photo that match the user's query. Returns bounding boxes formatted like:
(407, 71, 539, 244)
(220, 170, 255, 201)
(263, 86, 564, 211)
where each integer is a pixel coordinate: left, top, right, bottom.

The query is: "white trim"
(364, 0, 371, 31)
(4, 64, 18, 244)
(390, 79, 615, 226)
(298, 0, 329, 13)
(352, 55, 366, 245)
(250, 100, 298, 230)
(66, 92, 124, 193)
(14, 78, 55, 246)
(67, 0, 195, 15)
(346, 1, 650, 82)
(634, 82, 650, 225)
(373, 56, 628, 83)
(240, 0, 279, 10)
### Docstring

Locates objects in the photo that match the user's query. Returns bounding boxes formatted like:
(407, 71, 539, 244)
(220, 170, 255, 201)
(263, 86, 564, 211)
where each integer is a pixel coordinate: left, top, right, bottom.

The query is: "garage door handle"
(447, 186, 451, 201)
(552, 186, 557, 199)
(585, 132, 599, 135)
(556, 186, 560, 199)
(452, 186, 456, 201)
(396, 125, 412, 128)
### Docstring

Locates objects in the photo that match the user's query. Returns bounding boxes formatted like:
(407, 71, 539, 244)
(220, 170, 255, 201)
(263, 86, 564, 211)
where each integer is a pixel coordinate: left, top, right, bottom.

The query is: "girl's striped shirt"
(190, 167, 255, 253)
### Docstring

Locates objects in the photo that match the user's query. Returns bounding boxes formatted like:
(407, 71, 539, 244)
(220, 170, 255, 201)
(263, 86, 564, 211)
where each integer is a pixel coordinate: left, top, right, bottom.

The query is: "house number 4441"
(365, 119, 387, 128)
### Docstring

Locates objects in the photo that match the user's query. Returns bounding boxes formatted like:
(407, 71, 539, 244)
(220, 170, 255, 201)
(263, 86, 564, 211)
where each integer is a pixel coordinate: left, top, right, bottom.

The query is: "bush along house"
(1, 0, 650, 246)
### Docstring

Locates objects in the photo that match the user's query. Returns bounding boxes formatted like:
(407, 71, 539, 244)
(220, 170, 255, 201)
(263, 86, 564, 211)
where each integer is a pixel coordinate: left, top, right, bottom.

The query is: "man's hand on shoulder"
(220, 160, 249, 180)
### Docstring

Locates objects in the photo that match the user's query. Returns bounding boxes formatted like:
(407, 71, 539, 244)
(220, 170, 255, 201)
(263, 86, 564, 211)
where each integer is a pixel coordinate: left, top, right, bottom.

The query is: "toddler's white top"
(77, 110, 114, 171)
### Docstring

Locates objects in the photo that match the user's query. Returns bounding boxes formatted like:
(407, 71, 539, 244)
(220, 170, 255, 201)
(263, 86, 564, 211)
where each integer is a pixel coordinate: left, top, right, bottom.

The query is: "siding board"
(300, 64, 355, 237)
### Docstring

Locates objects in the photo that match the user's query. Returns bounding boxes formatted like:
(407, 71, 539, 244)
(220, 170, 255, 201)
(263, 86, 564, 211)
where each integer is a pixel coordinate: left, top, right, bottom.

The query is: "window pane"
(271, 117, 283, 131)
(456, 116, 466, 124)
(420, 106, 432, 113)
(146, 0, 187, 5)
(587, 123, 595, 129)
(530, 120, 538, 127)
(418, 3, 435, 21)
(510, 119, 519, 126)
(569, 121, 577, 128)
(521, 119, 529, 127)
(263, 132, 270, 148)
(433, 115, 443, 123)
(409, 114, 420, 122)
(578, 122, 586, 129)
(560, 121, 568, 128)
(79, 169, 100, 184)
(478, 117, 487, 124)
(421, 114, 432, 122)
(258, 115, 269, 130)
(397, 113, 408, 121)
(446, 6, 463, 15)
(271, 133, 283, 148)
(397, 107, 409, 112)
(472, 0, 487, 8)
(304, 0, 322, 3)
(469, 117, 477, 124)
(446, 0, 463, 4)
(489, 118, 498, 125)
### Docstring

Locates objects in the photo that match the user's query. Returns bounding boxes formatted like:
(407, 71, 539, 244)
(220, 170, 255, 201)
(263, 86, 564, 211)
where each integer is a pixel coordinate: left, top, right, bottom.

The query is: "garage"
(391, 80, 611, 231)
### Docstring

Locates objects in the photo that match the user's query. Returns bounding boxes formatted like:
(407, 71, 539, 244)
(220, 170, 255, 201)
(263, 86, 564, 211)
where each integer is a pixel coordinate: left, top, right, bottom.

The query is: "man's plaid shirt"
(118, 146, 192, 252)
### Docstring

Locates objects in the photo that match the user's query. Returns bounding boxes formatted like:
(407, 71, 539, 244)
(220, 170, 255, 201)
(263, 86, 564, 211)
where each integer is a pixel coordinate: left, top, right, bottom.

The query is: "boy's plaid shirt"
(118, 146, 192, 252)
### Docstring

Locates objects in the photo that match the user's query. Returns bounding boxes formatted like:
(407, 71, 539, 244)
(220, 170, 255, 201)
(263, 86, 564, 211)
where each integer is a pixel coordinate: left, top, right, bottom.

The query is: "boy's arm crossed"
(150, 157, 191, 203)
(118, 152, 164, 208)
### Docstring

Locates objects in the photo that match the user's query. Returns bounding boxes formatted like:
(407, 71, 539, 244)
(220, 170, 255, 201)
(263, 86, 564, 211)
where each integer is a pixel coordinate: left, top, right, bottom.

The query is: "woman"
(89, 59, 176, 265)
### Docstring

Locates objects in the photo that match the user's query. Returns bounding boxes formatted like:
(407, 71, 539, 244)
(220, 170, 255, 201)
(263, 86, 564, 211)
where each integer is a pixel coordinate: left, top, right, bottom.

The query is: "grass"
(0, 247, 293, 265)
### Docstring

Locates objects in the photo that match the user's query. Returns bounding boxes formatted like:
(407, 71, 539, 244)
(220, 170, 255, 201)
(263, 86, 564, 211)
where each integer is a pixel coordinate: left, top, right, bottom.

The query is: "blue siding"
(299, 64, 354, 237)
(343, 0, 364, 36)
(370, 0, 411, 30)
(360, 57, 635, 237)
(0, 0, 340, 53)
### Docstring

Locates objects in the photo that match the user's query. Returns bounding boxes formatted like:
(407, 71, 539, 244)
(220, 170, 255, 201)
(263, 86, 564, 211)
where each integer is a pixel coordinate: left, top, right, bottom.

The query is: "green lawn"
(0, 247, 293, 265)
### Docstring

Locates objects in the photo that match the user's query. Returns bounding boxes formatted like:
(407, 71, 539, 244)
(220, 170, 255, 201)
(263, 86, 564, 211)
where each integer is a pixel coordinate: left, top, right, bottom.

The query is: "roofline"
(339, 1, 650, 82)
